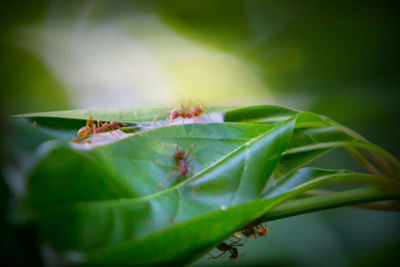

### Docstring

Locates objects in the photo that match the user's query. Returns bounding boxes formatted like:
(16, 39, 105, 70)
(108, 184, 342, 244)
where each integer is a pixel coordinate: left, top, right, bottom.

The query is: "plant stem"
(346, 146, 381, 175)
(260, 187, 399, 222)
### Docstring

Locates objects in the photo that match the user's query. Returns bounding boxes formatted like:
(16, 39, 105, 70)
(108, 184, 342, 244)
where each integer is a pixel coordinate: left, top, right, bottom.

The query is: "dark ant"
(209, 238, 244, 260)
(151, 97, 208, 125)
(235, 222, 269, 240)
(77, 115, 127, 138)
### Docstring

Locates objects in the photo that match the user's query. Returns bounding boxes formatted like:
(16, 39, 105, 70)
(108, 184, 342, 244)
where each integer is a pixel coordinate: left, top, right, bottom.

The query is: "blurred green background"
(1, 0, 399, 266)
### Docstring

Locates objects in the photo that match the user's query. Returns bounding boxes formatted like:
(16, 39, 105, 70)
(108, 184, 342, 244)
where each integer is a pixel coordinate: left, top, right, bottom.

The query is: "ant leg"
(232, 241, 244, 247)
(96, 121, 105, 134)
(108, 124, 123, 136)
(159, 141, 178, 149)
(180, 103, 186, 114)
(157, 167, 177, 187)
(107, 125, 119, 137)
(89, 118, 97, 136)
(85, 115, 96, 136)
(88, 116, 95, 126)
(184, 144, 195, 160)
(151, 112, 170, 126)
(192, 156, 206, 167)
(155, 143, 177, 162)
(185, 156, 206, 169)
(188, 97, 193, 112)
(187, 164, 194, 177)
(158, 142, 180, 157)
(229, 235, 242, 243)
(86, 115, 94, 127)
(199, 103, 209, 118)
(199, 103, 208, 114)
(153, 155, 173, 164)
(188, 98, 194, 122)
(208, 250, 227, 259)
(229, 238, 244, 247)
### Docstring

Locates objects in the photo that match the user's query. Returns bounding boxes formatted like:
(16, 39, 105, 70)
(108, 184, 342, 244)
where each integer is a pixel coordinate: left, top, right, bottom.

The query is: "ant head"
(171, 111, 179, 119)
(176, 149, 185, 158)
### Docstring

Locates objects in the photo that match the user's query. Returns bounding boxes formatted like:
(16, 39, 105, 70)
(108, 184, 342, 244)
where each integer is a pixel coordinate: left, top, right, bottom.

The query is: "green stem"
(329, 119, 400, 176)
(363, 150, 400, 179)
(258, 172, 400, 224)
(292, 173, 400, 195)
(346, 146, 381, 175)
(259, 187, 399, 222)
(356, 200, 400, 210)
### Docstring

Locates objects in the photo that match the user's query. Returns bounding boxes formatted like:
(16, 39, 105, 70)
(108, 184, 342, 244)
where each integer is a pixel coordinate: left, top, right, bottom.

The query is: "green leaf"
(17, 106, 230, 123)
(23, 119, 295, 253)
(9, 105, 399, 266)
(79, 167, 398, 266)
(224, 105, 298, 123)
(79, 197, 281, 266)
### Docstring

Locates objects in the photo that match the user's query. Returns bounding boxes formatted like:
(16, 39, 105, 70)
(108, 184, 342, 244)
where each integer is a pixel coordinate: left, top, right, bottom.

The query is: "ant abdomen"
(78, 126, 91, 138)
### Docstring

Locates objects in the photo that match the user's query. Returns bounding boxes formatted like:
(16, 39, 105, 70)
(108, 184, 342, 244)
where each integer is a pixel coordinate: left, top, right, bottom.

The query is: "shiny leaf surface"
(9, 105, 399, 266)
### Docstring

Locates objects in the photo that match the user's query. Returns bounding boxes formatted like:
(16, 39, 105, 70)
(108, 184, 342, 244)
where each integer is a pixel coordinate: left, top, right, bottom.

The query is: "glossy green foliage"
(8, 105, 400, 266)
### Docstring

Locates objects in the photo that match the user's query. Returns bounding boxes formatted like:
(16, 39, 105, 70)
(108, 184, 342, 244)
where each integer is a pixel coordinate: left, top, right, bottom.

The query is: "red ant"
(151, 97, 208, 125)
(235, 222, 269, 240)
(156, 143, 205, 185)
(209, 238, 244, 260)
(77, 115, 127, 138)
